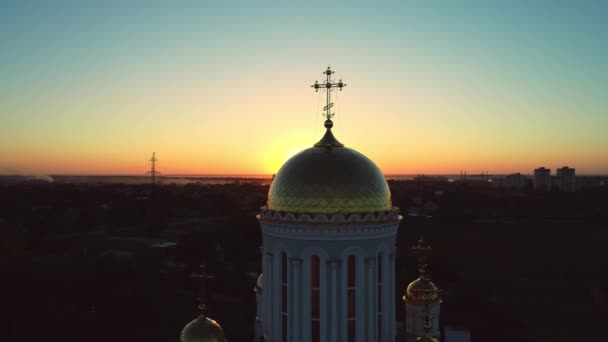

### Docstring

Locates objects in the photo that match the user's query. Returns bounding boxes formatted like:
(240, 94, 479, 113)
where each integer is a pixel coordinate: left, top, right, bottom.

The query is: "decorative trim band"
(260, 220, 399, 240)
(258, 206, 402, 225)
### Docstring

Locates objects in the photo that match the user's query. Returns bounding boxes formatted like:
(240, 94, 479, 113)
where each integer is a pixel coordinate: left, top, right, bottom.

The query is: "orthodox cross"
(311, 66, 347, 121)
(191, 264, 215, 314)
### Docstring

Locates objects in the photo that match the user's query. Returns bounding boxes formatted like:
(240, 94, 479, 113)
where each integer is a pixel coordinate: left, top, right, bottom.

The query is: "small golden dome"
(267, 143, 391, 215)
(180, 314, 227, 342)
(255, 273, 262, 292)
(404, 276, 441, 305)
(416, 335, 440, 342)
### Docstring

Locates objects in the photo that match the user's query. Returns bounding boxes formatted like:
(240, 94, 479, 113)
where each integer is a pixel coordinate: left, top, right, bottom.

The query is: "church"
(180, 67, 444, 342)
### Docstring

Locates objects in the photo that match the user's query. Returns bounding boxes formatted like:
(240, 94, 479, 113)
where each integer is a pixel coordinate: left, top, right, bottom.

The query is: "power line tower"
(147, 152, 161, 185)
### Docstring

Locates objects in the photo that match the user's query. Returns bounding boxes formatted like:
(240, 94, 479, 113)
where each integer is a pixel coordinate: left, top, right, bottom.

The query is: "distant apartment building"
(493, 173, 529, 189)
(576, 176, 606, 190)
(534, 167, 551, 192)
(505, 172, 528, 189)
(556, 166, 576, 192)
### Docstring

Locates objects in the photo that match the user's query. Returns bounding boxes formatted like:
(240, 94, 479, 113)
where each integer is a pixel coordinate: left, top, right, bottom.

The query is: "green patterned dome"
(267, 122, 391, 215)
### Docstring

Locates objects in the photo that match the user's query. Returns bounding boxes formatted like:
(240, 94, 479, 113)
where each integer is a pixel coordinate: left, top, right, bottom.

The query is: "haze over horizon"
(2, 1, 607, 175)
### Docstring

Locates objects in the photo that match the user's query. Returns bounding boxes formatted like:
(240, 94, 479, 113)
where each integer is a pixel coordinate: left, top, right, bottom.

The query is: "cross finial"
(311, 66, 347, 122)
(191, 264, 214, 316)
(412, 237, 433, 277)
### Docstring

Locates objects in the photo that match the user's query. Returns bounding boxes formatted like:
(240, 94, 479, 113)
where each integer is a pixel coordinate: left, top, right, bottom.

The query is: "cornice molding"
(257, 206, 402, 226)
(260, 220, 399, 240)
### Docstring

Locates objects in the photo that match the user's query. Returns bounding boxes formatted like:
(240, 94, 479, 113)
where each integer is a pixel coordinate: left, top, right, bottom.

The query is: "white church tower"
(254, 67, 402, 342)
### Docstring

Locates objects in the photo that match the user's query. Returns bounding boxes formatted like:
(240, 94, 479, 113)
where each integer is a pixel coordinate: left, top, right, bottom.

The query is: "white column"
(382, 251, 390, 342)
(273, 252, 281, 340)
(303, 257, 311, 342)
(355, 256, 365, 342)
(328, 260, 339, 342)
(262, 253, 269, 336)
(409, 304, 425, 337)
(290, 258, 302, 342)
(265, 253, 274, 341)
(340, 255, 347, 342)
(365, 257, 376, 342)
(288, 258, 295, 342)
(320, 255, 327, 342)
(258, 246, 264, 335)
(388, 251, 396, 341)
(432, 303, 440, 337)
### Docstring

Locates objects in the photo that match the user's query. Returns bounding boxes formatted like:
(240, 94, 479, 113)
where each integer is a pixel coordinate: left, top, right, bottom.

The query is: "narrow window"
(311, 255, 320, 342)
(347, 255, 356, 342)
(281, 252, 288, 341)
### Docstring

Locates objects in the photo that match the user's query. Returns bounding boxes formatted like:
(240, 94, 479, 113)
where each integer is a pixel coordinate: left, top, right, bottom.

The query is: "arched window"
(347, 255, 356, 342)
(311, 255, 320, 342)
(377, 252, 383, 341)
(281, 252, 287, 342)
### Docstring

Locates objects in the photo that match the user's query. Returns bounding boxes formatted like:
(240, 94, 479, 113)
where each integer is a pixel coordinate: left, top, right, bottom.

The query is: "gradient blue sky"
(1, 1, 607, 175)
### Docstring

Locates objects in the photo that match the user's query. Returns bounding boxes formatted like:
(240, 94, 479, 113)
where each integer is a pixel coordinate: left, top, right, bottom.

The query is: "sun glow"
(263, 141, 312, 175)
(1, 3, 607, 175)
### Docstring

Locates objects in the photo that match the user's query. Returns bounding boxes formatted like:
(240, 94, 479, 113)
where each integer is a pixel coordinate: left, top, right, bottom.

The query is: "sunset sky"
(1, 1, 607, 175)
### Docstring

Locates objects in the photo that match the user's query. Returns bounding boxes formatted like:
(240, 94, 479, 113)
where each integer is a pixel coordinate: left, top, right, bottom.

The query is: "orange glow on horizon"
(1, 3, 607, 176)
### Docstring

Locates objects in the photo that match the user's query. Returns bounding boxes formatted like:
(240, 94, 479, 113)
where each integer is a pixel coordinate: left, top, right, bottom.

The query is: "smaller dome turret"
(404, 238, 442, 341)
(404, 276, 441, 305)
(416, 335, 439, 342)
(181, 265, 227, 342)
(406, 237, 441, 305)
(180, 315, 227, 342)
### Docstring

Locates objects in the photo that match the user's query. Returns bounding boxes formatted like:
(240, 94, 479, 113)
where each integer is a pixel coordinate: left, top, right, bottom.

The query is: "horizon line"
(3, 173, 608, 177)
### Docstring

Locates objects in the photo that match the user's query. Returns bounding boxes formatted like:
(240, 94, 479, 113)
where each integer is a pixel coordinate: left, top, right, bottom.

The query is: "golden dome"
(255, 273, 262, 292)
(180, 314, 227, 342)
(267, 123, 391, 215)
(404, 276, 441, 305)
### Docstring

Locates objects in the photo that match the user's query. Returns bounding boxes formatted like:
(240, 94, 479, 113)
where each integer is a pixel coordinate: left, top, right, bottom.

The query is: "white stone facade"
(404, 302, 440, 340)
(255, 207, 401, 342)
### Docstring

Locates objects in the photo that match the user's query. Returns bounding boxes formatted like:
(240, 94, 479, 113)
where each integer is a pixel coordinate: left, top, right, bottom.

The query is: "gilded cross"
(311, 66, 347, 120)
